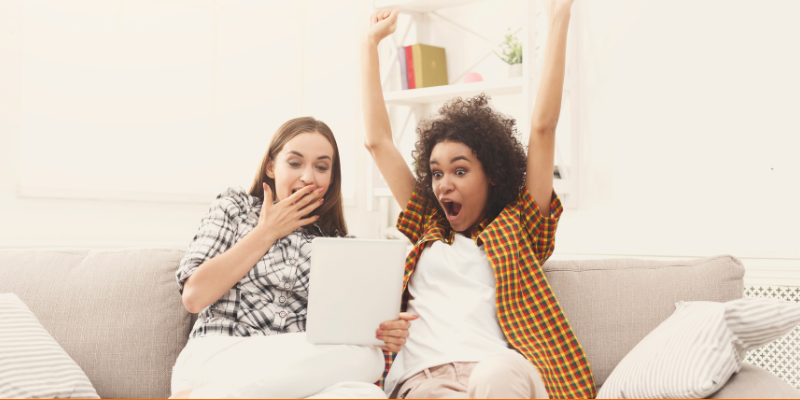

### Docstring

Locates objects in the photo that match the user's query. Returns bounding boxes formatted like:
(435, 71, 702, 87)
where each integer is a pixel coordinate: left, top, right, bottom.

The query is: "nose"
(437, 174, 454, 195)
(300, 165, 315, 186)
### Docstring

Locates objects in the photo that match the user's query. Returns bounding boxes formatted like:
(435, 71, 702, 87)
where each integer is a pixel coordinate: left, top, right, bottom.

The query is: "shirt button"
(279, 311, 287, 318)
(284, 282, 291, 289)
(279, 296, 286, 303)
(289, 259, 296, 265)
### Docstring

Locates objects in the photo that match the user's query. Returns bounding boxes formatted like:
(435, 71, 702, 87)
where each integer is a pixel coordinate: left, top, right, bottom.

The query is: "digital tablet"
(305, 238, 407, 346)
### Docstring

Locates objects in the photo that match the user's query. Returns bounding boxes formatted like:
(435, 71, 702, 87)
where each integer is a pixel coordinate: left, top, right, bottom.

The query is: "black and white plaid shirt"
(177, 187, 339, 339)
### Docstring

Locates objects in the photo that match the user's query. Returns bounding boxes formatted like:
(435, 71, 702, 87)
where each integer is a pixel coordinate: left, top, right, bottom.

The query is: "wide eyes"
(432, 169, 466, 179)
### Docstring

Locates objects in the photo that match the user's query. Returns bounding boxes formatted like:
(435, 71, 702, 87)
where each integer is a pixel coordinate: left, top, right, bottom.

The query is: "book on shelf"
(397, 46, 408, 90)
(411, 44, 448, 89)
(400, 43, 448, 90)
(405, 46, 416, 89)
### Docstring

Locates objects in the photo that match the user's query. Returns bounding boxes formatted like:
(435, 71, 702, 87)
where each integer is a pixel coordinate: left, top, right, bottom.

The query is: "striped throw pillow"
(0, 293, 99, 399)
(597, 297, 800, 399)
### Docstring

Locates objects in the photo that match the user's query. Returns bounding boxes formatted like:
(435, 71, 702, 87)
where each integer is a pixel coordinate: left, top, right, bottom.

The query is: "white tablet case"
(306, 238, 407, 346)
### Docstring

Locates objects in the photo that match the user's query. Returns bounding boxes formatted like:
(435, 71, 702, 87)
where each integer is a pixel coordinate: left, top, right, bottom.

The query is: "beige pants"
(393, 353, 548, 399)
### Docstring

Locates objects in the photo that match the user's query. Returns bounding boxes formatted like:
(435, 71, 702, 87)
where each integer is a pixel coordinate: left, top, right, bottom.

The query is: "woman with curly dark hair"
(361, 1, 596, 399)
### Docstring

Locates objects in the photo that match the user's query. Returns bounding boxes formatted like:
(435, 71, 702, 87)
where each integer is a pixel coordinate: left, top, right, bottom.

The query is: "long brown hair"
(249, 117, 347, 237)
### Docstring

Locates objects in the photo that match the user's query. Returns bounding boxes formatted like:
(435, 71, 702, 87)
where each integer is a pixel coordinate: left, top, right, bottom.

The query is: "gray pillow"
(0, 293, 99, 399)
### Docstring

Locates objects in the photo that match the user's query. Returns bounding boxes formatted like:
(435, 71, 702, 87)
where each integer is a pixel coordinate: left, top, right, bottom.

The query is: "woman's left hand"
(376, 312, 419, 353)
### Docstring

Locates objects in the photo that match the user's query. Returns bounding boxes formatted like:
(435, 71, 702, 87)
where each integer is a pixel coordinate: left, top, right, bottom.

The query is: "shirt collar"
(444, 215, 492, 247)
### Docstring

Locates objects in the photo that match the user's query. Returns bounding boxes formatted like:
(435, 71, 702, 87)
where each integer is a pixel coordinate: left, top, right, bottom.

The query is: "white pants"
(171, 333, 387, 399)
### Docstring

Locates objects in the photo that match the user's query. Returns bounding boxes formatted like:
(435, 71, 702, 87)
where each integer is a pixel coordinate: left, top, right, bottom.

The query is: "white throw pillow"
(597, 297, 800, 399)
(0, 293, 100, 399)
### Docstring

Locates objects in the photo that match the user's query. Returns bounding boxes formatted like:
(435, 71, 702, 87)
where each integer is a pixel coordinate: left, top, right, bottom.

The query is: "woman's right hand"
(256, 183, 324, 243)
(364, 8, 399, 45)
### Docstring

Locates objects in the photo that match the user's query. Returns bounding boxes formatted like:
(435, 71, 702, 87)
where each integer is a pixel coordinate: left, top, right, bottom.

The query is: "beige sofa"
(1, 249, 798, 399)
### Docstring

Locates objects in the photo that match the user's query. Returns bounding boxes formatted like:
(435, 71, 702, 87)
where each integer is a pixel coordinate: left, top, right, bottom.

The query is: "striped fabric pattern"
(385, 186, 596, 399)
(0, 293, 99, 399)
(597, 298, 800, 399)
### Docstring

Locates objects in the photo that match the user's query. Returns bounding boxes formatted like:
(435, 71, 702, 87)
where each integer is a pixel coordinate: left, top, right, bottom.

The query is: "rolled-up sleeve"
(519, 187, 563, 265)
(395, 189, 433, 244)
(176, 189, 246, 294)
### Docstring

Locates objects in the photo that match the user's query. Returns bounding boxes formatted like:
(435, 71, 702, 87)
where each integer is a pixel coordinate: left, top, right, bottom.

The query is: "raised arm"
(527, 0, 574, 216)
(361, 9, 416, 208)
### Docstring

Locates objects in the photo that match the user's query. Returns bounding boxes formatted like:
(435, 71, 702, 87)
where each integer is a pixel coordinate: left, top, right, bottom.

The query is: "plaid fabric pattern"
(177, 187, 327, 339)
(382, 186, 597, 398)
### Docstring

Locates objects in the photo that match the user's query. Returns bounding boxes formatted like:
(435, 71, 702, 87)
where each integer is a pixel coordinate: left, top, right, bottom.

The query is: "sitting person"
(360, 2, 596, 398)
(171, 117, 418, 399)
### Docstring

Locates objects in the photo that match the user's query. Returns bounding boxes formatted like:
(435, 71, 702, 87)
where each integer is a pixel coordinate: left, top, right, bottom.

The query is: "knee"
(342, 345, 385, 383)
(468, 353, 545, 399)
(471, 354, 529, 384)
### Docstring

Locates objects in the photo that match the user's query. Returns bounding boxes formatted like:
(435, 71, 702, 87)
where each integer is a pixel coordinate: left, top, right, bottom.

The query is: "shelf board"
(384, 78, 523, 105)
(374, 0, 487, 13)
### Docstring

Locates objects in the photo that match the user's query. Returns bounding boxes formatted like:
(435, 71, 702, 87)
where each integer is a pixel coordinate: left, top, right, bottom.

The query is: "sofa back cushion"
(542, 255, 745, 387)
(0, 248, 191, 399)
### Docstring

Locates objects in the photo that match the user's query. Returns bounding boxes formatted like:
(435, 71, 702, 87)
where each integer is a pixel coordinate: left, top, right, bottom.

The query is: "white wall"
(1, 0, 798, 276)
(557, 0, 800, 261)
(0, 0, 381, 248)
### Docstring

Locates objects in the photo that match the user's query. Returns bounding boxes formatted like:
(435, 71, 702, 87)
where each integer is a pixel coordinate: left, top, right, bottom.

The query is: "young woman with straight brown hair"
(170, 117, 416, 399)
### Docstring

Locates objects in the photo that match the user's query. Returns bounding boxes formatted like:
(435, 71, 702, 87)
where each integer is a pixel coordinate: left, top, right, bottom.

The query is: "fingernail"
(315, 215, 320, 219)
(380, 324, 387, 329)
(319, 198, 324, 203)
(376, 330, 383, 335)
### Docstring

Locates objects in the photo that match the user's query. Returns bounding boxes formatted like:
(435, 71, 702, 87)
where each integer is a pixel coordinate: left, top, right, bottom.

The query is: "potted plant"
(496, 29, 522, 78)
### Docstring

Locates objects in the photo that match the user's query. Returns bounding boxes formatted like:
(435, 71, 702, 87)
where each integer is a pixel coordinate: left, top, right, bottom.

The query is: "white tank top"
(384, 233, 518, 395)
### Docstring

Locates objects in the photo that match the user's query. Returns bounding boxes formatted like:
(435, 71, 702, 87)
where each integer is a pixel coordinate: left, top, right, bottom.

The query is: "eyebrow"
(430, 155, 471, 165)
(288, 150, 331, 161)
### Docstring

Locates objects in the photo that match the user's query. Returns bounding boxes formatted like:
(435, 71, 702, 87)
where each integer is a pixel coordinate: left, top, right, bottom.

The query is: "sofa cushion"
(0, 248, 191, 399)
(0, 293, 100, 399)
(706, 362, 800, 398)
(542, 255, 745, 387)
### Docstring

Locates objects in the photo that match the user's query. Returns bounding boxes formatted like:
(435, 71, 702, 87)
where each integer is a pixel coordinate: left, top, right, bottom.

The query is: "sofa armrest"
(706, 363, 799, 399)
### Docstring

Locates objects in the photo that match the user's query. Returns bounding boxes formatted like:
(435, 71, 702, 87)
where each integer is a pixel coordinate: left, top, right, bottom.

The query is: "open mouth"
(442, 199, 462, 220)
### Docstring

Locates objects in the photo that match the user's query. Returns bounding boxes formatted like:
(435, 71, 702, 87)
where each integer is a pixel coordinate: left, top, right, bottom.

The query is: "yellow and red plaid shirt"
(380, 186, 596, 398)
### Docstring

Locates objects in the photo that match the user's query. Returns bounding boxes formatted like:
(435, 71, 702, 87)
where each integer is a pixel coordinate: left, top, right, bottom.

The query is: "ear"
(265, 160, 275, 179)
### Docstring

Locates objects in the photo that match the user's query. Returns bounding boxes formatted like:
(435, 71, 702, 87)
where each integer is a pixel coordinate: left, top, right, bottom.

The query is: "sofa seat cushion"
(707, 362, 800, 398)
(0, 248, 192, 399)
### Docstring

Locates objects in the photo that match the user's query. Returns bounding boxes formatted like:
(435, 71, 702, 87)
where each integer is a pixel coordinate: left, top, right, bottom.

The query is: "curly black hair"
(412, 93, 528, 222)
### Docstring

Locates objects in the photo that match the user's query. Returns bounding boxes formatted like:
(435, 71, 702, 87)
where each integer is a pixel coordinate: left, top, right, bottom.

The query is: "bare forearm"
(359, 34, 415, 207)
(182, 227, 276, 313)
(530, 6, 571, 135)
(527, 4, 573, 216)
(360, 37, 394, 149)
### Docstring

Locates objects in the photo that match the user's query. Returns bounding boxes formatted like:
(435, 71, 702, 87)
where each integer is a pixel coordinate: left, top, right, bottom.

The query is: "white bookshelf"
(374, 0, 488, 13)
(384, 77, 523, 105)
